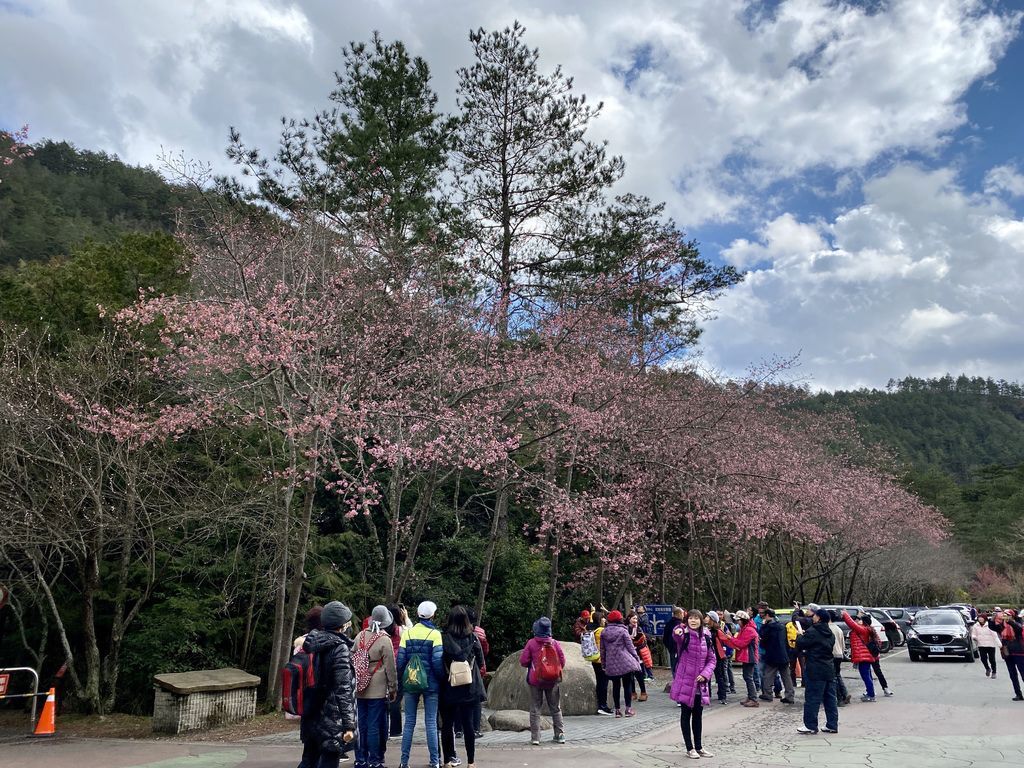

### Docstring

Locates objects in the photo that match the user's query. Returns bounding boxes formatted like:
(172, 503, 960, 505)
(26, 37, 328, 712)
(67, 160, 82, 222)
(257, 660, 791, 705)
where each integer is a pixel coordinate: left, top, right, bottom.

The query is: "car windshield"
(914, 611, 961, 626)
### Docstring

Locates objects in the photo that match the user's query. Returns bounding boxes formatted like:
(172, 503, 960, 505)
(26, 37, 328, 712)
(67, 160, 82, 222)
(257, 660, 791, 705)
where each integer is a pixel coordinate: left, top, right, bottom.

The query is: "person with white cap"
(300, 600, 357, 768)
(397, 600, 445, 768)
(353, 605, 398, 768)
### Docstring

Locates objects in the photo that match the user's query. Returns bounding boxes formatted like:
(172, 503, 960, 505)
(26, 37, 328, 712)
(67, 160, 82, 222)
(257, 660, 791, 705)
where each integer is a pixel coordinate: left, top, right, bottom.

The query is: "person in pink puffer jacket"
(671, 610, 718, 759)
(718, 610, 760, 706)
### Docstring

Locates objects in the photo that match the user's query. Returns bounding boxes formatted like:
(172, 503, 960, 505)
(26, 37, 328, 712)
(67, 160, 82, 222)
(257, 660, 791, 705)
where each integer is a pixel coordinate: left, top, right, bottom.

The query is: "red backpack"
(536, 642, 562, 683)
(353, 631, 385, 693)
(281, 647, 320, 716)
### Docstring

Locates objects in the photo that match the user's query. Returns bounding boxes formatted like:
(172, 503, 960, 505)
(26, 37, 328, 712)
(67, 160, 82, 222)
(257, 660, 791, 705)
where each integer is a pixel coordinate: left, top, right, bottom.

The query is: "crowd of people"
(287, 596, 1024, 767)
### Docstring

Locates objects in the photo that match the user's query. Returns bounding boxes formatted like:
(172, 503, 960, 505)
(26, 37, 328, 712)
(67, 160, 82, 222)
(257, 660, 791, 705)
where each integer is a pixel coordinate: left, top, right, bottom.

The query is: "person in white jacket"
(827, 620, 851, 705)
(971, 613, 1002, 679)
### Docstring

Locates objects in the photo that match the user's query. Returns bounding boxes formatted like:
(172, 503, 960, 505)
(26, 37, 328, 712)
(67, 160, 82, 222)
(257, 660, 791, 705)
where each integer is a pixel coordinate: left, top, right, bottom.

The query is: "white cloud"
(985, 164, 1024, 197)
(701, 163, 1024, 390)
(0, 0, 1019, 226)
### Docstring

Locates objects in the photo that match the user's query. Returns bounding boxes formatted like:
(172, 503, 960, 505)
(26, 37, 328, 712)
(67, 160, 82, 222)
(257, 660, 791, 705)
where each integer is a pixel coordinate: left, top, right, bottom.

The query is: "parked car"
(936, 604, 975, 625)
(816, 605, 891, 659)
(879, 607, 915, 638)
(906, 609, 977, 662)
(866, 608, 905, 647)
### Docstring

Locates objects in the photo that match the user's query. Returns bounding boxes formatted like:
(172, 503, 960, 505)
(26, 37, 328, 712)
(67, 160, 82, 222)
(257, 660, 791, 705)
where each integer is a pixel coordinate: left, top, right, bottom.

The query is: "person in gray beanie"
(354, 605, 397, 768)
(519, 616, 566, 746)
(301, 600, 356, 768)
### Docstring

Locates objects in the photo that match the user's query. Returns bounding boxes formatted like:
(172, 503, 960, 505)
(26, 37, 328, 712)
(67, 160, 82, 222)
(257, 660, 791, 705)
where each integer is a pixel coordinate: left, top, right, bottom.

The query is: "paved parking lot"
(1, 650, 1022, 767)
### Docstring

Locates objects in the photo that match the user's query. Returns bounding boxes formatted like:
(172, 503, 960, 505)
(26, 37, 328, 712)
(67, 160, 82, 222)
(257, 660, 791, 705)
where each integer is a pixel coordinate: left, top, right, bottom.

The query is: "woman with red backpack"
(717, 610, 759, 707)
(353, 605, 398, 768)
(842, 610, 891, 701)
(995, 609, 1024, 700)
(519, 616, 566, 746)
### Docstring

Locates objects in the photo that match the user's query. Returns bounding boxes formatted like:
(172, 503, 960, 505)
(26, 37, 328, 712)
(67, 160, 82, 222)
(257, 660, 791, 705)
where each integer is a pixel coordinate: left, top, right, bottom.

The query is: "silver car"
(906, 609, 977, 662)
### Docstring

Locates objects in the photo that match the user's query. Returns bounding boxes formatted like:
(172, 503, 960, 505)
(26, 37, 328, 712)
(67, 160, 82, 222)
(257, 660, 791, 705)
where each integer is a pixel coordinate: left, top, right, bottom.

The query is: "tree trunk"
(595, 559, 605, 608)
(475, 484, 508, 621)
(80, 543, 103, 713)
(394, 474, 438, 602)
(385, 425, 405, 600)
(265, 482, 294, 707)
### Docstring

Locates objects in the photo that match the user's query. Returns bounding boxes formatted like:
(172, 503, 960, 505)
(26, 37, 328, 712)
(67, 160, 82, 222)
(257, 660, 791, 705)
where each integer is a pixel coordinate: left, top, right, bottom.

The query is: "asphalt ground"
(1, 649, 1021, 767)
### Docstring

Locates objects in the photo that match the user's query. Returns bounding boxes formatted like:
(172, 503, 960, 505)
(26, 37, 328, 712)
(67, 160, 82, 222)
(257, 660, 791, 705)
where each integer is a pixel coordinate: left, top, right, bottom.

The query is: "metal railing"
(0, 667, 40, 733)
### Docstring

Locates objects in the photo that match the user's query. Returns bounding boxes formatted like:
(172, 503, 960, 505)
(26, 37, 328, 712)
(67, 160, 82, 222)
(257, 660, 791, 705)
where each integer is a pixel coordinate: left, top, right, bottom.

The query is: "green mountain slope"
(0, 140, 196, 266)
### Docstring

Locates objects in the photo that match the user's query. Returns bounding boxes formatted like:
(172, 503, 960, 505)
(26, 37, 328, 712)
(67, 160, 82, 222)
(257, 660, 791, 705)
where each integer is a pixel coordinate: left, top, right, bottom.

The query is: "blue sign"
(644, 604, 674, 639)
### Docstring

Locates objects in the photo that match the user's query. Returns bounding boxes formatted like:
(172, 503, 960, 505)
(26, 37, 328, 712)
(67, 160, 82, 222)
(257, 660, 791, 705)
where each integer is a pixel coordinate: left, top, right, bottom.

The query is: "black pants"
(713, 657, 728, 702)
(679, 694, 704, 751)
(592, 662, 609, 709)
(632, 669, 647, 695)
(389, 688, 402, 736)
(1005, 654, 1024, 697)
(610, 674, 633, 709)
(871, 660, 888, 690)
(440, 701, 476, 765)
(980, 647, 996, 674)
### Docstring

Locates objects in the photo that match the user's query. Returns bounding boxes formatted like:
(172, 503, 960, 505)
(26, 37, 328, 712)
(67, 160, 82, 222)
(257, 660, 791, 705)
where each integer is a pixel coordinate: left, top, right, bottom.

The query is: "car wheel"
(909, 653, 922, 662)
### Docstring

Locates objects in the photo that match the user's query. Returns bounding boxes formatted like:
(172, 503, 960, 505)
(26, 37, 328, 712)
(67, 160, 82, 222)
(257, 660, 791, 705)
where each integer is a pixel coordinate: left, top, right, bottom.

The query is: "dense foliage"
(0, 27, 965, 719)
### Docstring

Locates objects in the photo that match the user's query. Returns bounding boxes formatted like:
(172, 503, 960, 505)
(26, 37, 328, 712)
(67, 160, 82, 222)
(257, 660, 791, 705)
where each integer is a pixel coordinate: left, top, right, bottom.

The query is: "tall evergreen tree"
(226, 33, 454, 279)
(453, 21, 624, 340)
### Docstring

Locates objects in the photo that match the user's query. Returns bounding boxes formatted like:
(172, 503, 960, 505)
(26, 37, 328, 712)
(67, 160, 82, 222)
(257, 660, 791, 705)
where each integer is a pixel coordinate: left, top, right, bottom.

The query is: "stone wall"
(152, 686, 257, 734)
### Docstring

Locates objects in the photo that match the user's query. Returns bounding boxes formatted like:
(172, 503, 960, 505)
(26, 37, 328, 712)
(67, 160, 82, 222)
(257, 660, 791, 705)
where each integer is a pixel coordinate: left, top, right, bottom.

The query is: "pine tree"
(453, 21, 624, 340)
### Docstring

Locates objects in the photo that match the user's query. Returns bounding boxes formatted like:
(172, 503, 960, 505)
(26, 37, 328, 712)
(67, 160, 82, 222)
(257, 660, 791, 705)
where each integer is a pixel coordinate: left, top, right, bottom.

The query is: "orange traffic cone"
(33, 687, 56, 736)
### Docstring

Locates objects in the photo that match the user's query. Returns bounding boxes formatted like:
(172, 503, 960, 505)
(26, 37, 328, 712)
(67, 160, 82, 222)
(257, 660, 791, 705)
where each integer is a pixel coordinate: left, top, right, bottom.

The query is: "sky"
(2, 0, 1023, 391)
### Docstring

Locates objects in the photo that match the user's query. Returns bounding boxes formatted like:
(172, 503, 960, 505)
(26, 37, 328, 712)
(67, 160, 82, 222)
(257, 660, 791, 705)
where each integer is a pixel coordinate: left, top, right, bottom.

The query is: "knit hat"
(815, 609, 831, 623)
(321, 601, 353, 631)
(607, 610, 623, 623)
(581, 610, 591, 619)
(417, 600, 437, 619)
(533, 617, 552, 637)
(370, 605, 393, 632)
(734, 610, 750, 621)
(707, 611, 720, 624)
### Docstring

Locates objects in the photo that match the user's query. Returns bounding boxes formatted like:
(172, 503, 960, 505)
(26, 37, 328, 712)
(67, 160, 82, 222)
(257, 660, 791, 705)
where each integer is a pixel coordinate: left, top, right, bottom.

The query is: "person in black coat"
(440, 606, 486, 768)
(758, 610, 795, 702)
(795, 609, 838, 735)
(301, 601, 357, 768)
(663, 607, 685, 673)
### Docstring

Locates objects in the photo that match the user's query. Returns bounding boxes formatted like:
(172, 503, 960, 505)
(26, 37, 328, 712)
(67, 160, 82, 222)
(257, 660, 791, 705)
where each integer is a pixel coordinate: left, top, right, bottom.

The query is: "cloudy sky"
(2, 0, 1023, 390)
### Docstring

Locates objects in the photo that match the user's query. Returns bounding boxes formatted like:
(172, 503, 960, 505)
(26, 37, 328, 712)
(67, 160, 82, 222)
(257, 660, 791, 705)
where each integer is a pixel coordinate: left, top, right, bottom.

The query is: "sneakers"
(740, 699, 759, 707)
(449, 758, 463, 767)
(861, 695, 876, 702)
(474, 731, 483, 738)
(530, 739, 540, 746)
(597, 707, 614, 716)
(883, 689, 894, 697)
(718, 699, 728, 705)
(729, 688, 737, 694)
(614, 708, 623, 718)
(697, 748, 715, 757)
(686, 749, 701, 759)
(780, 697, 795, 704)
(554, 733, 566, 744)
(1012, 695, 1024, 701)
(796, 726, 817, 734)
(624, 708, 636, 717)
(758, 694, 774, 702)
(986, 670, 991, 678)
(823, 727, 839, 734)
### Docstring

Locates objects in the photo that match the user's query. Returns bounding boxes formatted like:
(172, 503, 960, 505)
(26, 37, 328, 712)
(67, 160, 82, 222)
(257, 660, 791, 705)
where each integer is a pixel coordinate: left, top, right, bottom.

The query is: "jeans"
(529, 685, 564, 741)
(833, 659, 848, 702)
(803, 676, 838, 732)
(761, 662, 794, 700)
(740, 663, 757, 700)
(440, 700, 476, 765)
(592, 662, 609, 710)
(713, 657, 728, 702)
(980, 647, 996, 674)
(858, 662, 875, 698)
(752, 659, 762, 690)
(401, 690, 439, 767)
(356, 698, 388, 768)
(679, 694, 704, 751)
(1005, 654, 1024, 697)
(669, 650, 679, 676)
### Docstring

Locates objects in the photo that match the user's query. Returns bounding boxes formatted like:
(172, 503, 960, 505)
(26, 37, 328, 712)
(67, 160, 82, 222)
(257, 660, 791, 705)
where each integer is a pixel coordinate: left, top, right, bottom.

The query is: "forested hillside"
(0, 140, 195, 266)
(810, 377, 1024, 597)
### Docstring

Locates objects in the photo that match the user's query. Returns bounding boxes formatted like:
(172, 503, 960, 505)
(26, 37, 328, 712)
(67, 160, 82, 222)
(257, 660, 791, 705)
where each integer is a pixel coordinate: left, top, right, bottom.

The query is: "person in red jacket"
(842, 610, 890, 701)
(718, 610, 760, 707)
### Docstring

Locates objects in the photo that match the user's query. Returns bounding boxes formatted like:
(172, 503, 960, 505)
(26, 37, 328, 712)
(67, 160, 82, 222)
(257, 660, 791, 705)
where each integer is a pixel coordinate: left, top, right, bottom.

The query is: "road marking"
(127, 748, 248, 768)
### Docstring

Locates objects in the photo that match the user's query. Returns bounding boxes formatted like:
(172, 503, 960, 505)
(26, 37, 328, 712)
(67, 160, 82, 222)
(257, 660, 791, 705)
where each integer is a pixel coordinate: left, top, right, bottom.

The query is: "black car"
(879, 607, 914, 638)
(816, 605, 891, 659)
(906, 609, 977, 662)
(867, 608, 905, 647)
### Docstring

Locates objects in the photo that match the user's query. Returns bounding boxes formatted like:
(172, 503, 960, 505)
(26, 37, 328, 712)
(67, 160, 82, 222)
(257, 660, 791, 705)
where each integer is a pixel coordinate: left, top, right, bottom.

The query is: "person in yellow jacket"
(786, 613, 801, 687)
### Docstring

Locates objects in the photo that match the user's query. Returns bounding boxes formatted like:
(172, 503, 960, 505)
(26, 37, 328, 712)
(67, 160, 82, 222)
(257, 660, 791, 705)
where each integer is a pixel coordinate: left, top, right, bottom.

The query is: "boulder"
(488, 709, 550, 732)
(486, 641, 596, 716)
